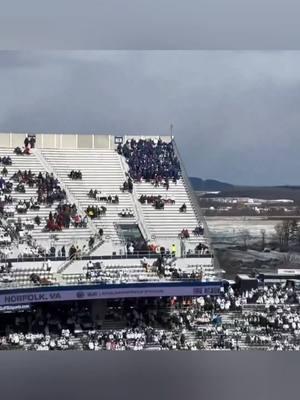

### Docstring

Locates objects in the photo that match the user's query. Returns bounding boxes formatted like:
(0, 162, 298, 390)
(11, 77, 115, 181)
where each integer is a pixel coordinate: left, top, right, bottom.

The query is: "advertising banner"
(0, 282, 221, 305)
(0, 304, 31, 313)
(278, 269, 300, 275)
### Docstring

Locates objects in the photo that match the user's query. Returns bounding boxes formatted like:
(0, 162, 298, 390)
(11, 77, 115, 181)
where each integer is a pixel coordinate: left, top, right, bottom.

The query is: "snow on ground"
(203, 217, 300, 277)
(206, 216, 278, 244)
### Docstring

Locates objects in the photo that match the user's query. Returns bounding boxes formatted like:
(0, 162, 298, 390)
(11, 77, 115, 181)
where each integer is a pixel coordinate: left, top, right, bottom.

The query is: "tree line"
(274, 219, 300, 251)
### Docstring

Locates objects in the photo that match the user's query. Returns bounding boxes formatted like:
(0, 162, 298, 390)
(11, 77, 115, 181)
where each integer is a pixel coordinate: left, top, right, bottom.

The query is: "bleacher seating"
(118, 141, 208, 252)
(0, 260, 64, 288)
(133, 179, 205, 242)
(10, 261, 63, 273)
(41, 149, 138, 252)
(0, 134, 216, 290)
(61, 256, 214, 283)
(0, 149, 92, 250)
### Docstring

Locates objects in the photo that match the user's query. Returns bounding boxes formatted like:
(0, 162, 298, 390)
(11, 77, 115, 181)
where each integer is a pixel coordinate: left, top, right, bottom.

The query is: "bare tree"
(296, 226, 300, 245)
(275, 220, 293, 251)
(290, 219, 298, 242)
(281, 252, 297, 268)
(275, 222, 284, 250)
(283, 220, 293, 249)
(260, 229, 266, 251)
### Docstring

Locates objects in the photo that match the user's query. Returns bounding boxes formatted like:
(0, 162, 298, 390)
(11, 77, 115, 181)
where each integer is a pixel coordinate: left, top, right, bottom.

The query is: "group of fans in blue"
(117, 138, 181, 185)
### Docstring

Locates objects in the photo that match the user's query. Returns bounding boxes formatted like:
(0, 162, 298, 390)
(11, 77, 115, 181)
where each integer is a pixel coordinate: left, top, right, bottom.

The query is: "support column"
(90, 299, 107, 327)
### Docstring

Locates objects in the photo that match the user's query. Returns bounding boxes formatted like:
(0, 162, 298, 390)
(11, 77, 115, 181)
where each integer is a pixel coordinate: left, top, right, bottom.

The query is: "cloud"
(0, 51, 300, 185)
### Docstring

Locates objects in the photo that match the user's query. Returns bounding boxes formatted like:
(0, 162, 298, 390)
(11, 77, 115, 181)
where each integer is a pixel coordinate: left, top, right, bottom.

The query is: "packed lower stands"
(2, 281, 300, 351)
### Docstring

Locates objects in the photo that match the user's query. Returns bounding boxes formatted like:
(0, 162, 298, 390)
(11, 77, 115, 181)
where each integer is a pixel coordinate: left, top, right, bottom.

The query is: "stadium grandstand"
(0, 133, 299, 351)
(0, 132, 219, 302)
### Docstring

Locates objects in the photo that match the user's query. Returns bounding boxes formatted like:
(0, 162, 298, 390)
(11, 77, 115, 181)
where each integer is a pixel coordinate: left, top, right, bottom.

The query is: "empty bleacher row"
(5, 272, 58, 287)
(10, 261, 63, 273)
(0, 260, 64, 287)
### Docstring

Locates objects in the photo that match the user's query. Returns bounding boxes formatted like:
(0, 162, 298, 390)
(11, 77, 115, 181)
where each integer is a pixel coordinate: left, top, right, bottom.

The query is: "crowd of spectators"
(14, 147, 30, 156)
(15, 183, 25, 193)
(5, 168, 86, 234)
(24, 135, 36, 149)
(13, 136, 36, 157)
(84, 263, 134, 284)
(10, 170, 67, 207)
(194, 242, 210, 255)
(193, 226, 204, 236)
(45, 203, 86, 232)
(36, 172, 66, 205)
(179, 228, 190, 239)
(117, 138, 181, 186)
(0, 163, 45, 257)
(88, 190, 119, 204)
(139, 194, 175, 205)
(121, 177, 133, 193)
(142, 199, 185, 211)
(15, 200, 30, 214)
(153, 198, 164, 210)
(125, 239, 151, 256)
(119, 208, 134, 218)
(4, 330, 76, 350)
(0, 156, 12, 166)
(151, 253, 204, 281)
(2, 282, 300, 351)
(0, 144, 99, 263)
(86, 205, 107, 219)
(68, 170, 82, 180)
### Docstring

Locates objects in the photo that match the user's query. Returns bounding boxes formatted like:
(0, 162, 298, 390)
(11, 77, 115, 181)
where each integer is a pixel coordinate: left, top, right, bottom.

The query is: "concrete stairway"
(129, 178, 206, 247)
(41, 148, 140, 252)
(0, 148, 92, 249)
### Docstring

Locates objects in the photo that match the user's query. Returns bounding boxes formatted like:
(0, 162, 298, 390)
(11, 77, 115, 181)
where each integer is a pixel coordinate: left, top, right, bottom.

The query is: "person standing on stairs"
(171, 243, 176, 257)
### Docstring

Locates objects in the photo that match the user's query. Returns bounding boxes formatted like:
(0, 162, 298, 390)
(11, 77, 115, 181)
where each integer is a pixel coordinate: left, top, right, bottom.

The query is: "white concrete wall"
(0, 133, 174, 150)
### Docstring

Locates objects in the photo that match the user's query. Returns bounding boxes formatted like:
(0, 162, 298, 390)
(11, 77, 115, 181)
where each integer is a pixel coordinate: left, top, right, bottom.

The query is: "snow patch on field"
(205, 217, 279, 246)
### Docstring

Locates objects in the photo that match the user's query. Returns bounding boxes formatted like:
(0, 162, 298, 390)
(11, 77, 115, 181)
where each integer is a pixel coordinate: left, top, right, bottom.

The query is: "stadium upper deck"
(0, 132, 218, 299)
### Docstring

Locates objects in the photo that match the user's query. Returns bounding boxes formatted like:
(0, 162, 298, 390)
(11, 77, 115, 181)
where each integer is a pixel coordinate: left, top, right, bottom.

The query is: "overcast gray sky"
(0, 51, 300, 186)
(1, 0, 300, 49)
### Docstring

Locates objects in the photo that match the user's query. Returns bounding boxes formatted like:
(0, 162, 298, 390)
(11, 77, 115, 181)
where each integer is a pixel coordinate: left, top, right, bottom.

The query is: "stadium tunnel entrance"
(118, 224, 143, 242)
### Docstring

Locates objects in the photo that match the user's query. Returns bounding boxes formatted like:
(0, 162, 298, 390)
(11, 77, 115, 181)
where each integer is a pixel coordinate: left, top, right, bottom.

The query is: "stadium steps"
(117, 151, 208, 250)
(0, 148, 92, 249)
(41, 149, 140, 251)
(34, 148, 98, 237)
(127, 178, 207, 245)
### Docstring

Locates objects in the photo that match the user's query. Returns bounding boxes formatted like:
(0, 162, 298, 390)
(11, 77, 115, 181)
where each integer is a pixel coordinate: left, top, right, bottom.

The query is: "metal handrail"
(171, 140, 207, 231)
(118, 153, 151, 241)
(0, 250, 213, 265)
(171, 138, 220, 270)
(0, 274, 220, 291)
